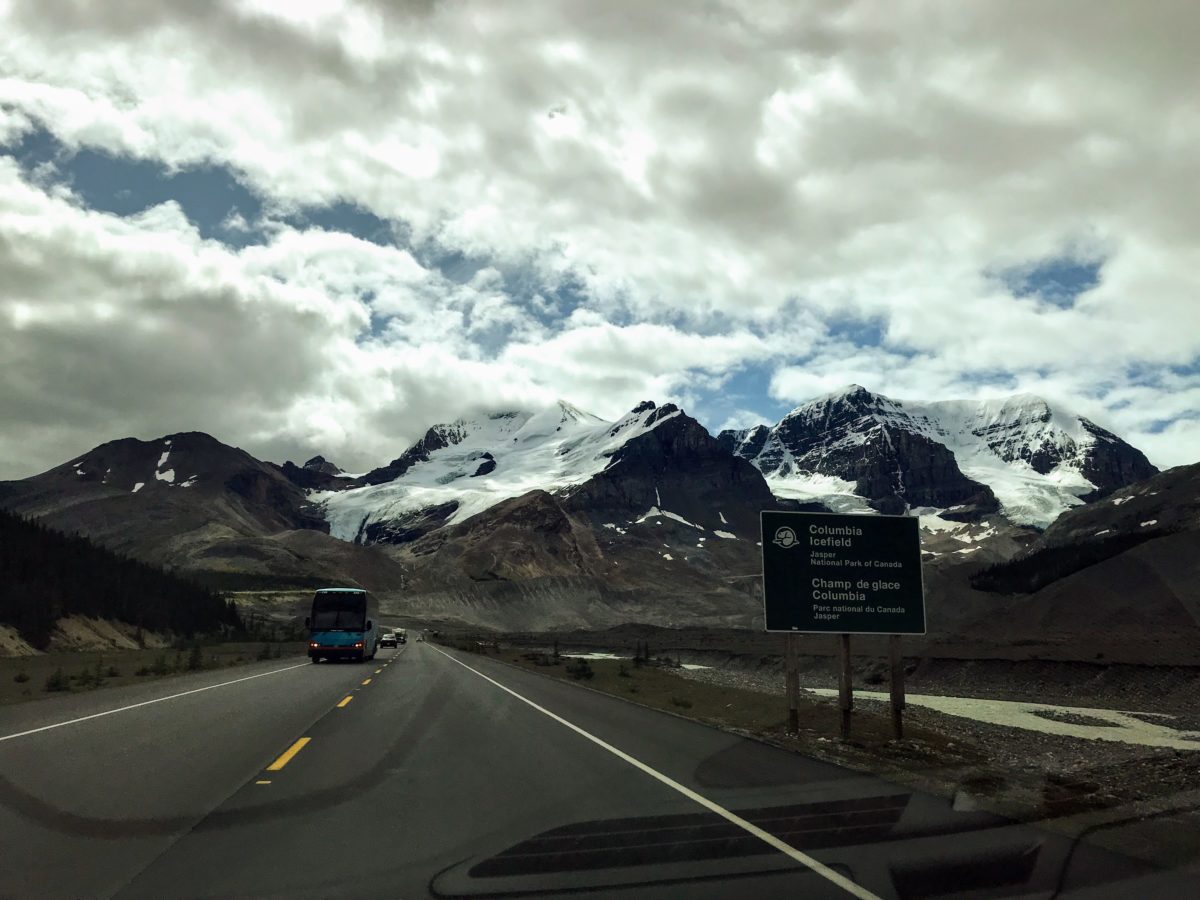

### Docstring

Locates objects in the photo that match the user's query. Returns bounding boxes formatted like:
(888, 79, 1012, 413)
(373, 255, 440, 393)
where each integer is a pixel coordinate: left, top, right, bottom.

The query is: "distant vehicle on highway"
(306, 588, 378, 663)
(379, 631, 397, 648)
(396, 628, 407, 644)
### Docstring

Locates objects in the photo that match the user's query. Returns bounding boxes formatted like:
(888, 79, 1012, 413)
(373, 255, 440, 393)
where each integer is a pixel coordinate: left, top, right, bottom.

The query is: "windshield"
(2, 1, 1199, 898)
(310, 593, 365, 631)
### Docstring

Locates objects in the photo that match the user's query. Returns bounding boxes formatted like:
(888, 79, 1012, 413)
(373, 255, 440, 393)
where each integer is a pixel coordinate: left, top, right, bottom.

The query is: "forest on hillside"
(0, 508, 241, 649)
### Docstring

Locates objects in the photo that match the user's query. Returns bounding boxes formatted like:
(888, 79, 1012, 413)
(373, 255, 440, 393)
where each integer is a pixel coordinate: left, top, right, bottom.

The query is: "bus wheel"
(311, 656, 320, 664)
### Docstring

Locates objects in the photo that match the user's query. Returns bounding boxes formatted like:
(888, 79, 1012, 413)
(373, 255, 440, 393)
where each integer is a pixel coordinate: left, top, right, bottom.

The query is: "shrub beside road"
(0, 641, 307, 705)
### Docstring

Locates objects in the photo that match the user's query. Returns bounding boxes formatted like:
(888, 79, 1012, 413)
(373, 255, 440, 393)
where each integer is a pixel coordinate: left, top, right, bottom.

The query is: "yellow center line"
(374, 669, 382, 674)
(255, 780, 271, 785)
(361, 678, 372, 685)
(266, 737, 311, 771)
(337, 695, 353, 708)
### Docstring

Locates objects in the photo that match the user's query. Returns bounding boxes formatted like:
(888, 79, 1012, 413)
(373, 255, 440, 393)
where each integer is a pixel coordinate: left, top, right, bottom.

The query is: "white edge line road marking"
(428, 644, 880, 900)
(0, 662, 311, 743)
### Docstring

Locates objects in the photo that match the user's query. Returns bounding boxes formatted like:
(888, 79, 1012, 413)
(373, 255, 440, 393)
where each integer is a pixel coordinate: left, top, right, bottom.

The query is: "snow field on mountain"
(961, 458, 1091, 527)
(913, 511, 998, 541)
(318, 403, 678, 541)
(635, 507, 701, 529)
(871, 395, 1098, 524)
(763, 471, 874, 514)
(908, 397, 1097, 526)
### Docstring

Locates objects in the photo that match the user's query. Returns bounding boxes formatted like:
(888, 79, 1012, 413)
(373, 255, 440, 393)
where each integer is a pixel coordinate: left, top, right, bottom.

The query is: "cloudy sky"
(2, 0, 1198, 479)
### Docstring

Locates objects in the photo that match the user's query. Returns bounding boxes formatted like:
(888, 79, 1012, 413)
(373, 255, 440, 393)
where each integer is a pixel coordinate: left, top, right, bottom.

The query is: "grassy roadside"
(483, 646, 986, 777)
(0, 642, 307, 706)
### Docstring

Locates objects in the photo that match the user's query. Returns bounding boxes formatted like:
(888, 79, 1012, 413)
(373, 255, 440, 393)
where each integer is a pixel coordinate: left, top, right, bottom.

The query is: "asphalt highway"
(1, 641, 1196, 899)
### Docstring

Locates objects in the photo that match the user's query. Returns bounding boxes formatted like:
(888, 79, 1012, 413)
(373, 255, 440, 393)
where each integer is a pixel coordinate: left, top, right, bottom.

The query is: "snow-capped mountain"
(316, 399, 775, 544)
(0, 394, 1179, 637)
(356, 401, 607, 488)
(719, 386, 1157, 527)
(305, 399, 778, 629)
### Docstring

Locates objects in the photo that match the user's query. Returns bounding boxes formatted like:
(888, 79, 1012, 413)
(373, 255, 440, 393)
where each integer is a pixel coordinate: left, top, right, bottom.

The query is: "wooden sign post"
(785, 634, 800, 733)
(889, 634, 905, 740)
(837, 633, 853, 739)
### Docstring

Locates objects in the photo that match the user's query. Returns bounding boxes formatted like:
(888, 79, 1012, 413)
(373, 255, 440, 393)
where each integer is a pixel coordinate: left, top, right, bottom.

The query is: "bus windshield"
(310, 592, 366, 631)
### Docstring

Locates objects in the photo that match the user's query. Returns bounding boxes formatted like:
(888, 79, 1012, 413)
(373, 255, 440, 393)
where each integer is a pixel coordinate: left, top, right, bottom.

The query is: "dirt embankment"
(0, 617, 172, 657)
(0, 625, 37, 656)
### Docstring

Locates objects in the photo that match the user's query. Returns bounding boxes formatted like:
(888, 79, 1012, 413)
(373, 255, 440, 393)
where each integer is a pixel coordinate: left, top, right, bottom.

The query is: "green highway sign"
(761, 510, 926, 634)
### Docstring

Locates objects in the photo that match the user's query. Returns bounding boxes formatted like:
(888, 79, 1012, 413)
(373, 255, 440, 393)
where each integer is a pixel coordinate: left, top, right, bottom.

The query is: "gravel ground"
(675, 663, 1200, 815)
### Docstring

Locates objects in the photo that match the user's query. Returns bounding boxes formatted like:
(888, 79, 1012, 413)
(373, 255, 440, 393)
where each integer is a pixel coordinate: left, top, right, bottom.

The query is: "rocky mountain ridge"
(0, 392, 1185, 650)
(0, 432, 406, 591)
(719, 386, 1156, 527)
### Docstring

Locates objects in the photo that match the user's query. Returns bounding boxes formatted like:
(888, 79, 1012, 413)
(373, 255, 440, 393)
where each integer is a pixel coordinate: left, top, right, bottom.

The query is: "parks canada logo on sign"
(772, 526, 799, 549)
(760, 510, 925, 635)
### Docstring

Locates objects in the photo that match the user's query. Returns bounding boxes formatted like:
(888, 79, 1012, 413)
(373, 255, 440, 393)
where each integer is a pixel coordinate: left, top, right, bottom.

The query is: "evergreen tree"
(0, 509, 232, 647)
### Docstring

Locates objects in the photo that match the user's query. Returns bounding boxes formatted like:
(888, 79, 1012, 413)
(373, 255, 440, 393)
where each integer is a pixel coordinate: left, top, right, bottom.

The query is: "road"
(0, 640, 1195, 899)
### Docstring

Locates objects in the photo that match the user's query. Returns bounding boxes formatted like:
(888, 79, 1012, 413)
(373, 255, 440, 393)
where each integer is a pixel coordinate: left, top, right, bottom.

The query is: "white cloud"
(0, 159, 792, 477)
(716, 409, 772, 435)
(0, 104, 32, 144)
(1, 0, 1199, 472)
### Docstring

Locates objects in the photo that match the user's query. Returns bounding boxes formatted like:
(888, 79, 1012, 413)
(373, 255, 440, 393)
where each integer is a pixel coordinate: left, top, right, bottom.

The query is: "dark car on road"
(379, 631, 397, 648)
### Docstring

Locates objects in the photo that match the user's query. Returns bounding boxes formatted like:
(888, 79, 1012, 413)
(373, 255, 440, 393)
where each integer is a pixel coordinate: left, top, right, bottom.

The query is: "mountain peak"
(554, 399, 604, 423)
(155, 431, 224, 448)
(303, 455, 343, 476)
(816, 384, 875, 403)
(777, 385, 902, 432)
(835, 383, 870, 397)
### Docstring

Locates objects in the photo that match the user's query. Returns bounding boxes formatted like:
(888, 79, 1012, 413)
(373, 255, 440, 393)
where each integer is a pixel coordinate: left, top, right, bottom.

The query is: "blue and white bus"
(306, 588, 378, 663)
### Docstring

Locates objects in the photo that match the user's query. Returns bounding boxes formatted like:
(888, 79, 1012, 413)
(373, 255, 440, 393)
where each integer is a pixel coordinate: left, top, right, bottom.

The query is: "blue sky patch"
(824, 313, 887, 348)
(690, 362, 791, 433)
(1169, 357, 1200, 378)
(4, 126, 266, 246)
(287, 200, 398, 248)
(995, 256, 1104, 308)
(1143, 417, 1179, 434)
